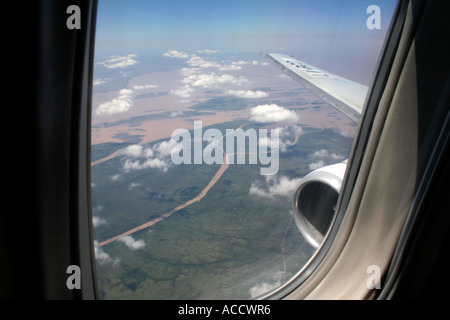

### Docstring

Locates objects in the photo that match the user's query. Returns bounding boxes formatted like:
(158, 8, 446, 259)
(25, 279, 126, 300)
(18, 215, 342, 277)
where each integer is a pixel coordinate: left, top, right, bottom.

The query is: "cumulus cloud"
(92, 216, 106, 228)
(252, 60, 269, 66)
(218, 60, 249, 71)
(117, 235, 145, 251)
(226, 90, 268, 99)
(94, 241, 120, 266)
(93, 78, 110, 86)
(133, 84, 158, 90)
(163, 49, 189, 58)
(98, 54, 138, 69)
(232, 60, 249, 66)
(153, 139, 179, 157)
(121, 140, 180, 174)
(307, 149, 344, 171)
(170, 110, 184, 117)
(197, 49, 220, 54)
(219, 64, 242, 71)
(187, 55, 221, 69)
(258, 135, 279, 151)
(123, 158, 169, 172)
(93, 205, 104, 212)
(311, 149, 344, 161)
(96, 88, 133, 116)
(249, 271, 286, 298)
(249, 175, 302, 198)
(129, 182, 140, 190)
(110, 174, 121, 181)
(180, 67, 200, 77)
(308, 160, 325, 170)
(257, 125, 303, 154)
(171, 84, 194, 98)
(339, 129, 355, 138)
(277, 125, 303, 152)
(250, 104, 299, 123)
(123, 145, 144, 158)
(182, 72, 249, 88)
(123, 144, 154, 158)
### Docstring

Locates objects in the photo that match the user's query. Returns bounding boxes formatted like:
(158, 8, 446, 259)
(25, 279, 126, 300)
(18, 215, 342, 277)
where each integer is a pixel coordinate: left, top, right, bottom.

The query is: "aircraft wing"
(266, 53, 368, 123)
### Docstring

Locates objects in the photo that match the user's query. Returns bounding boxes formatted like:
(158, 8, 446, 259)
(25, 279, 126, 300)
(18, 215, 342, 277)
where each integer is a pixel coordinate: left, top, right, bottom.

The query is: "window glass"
(91, 0, 397, 299)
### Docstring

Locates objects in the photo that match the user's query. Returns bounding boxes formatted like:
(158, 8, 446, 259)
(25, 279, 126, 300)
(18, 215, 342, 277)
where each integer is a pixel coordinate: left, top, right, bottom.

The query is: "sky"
(96, 0, 398, 50)
(94, 0, 398, 84)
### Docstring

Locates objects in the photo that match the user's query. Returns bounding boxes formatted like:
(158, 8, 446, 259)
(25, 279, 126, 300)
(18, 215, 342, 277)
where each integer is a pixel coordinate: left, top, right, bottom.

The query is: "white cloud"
(277, 125, 303, 152)
(93, 78, 110, 86)
(232, 60, 249, 66)
(258, 125, 303, 153)
(311, 149, 344, 161)
(153, 139, 179, 157)
(123, 158, 169, 172)
(98, 54, 138, 69)
(171, 84, 194, 98)
(123, 144, 155, 159)
(306, 149, 344, 171)
(219, 64, 242, 71)
(258, 135, 279, 151)
(180, 53, 251, 73)
(249, 271, 285, 298)
(182, 72, 249, 88)
(251, 60, 269, 66)
(170, 110, 184, 117)
(309, 160, 325, 170)
(92, 216, 106, 228)
(197, 49, 219, 54)
(163, 50, 189, 58)
(250, 104, 299, 123)
(129, 182, 140, 190)
(133, 84, 158, 90)
(180, 67, 200, 77)
(226, 89, 268, 99)
(123, 145, 144, 158)
(93, 205, 104, 212)
(117, 235, 145, 251)
(339, 129, 354, 138)
(187, 55, 221, 69)
(94, 241, 120, 266)
(96, 88, 134, 116)
(110, 174, 121, 181)
(277, 73, 291, 80)
(121, 140, 180, 174)
(249, 175, 302, 198)
(312, 149, 329, 158)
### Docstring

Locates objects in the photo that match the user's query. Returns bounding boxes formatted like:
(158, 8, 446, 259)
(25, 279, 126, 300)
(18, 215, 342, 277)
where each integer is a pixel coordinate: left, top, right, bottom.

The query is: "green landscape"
(91, 117, 354, 299)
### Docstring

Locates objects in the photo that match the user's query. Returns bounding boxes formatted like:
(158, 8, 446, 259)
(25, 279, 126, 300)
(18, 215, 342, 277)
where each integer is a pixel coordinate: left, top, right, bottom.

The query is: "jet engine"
(292, 161, 347, 249)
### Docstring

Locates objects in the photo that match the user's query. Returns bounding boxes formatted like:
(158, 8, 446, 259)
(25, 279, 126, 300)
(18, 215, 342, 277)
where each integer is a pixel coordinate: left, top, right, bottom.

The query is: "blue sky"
(94, 0, 398, 84)
(96, 0, 397, 51)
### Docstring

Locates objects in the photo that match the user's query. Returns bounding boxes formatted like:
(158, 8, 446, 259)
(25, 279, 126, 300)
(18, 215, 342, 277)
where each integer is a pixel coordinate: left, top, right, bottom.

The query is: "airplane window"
(90, 0, 398, 299)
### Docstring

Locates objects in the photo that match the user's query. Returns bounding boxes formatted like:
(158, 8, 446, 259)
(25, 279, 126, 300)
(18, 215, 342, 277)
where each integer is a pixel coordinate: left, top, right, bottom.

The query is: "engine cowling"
(292, 161, 347, 249)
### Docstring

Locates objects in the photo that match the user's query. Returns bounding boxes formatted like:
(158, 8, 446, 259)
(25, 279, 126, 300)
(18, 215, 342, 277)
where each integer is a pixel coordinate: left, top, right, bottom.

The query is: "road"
(96, 124, 315, 247)
(97, 153, 230, 247)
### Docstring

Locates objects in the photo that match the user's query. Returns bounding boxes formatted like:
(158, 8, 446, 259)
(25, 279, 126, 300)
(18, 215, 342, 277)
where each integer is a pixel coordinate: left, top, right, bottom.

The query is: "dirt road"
(97, 153, 230, 247)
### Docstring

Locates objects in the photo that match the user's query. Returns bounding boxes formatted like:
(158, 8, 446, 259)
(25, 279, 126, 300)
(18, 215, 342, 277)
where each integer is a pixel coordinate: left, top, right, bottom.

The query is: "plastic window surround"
(264, 0, 414, 300)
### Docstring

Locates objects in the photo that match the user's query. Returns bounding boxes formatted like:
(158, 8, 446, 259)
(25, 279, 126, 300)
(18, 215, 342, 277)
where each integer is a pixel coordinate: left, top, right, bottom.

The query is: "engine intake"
(292, 161, 347, 249)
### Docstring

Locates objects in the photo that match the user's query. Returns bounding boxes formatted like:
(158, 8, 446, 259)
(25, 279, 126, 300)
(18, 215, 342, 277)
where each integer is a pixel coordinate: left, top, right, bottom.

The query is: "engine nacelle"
(292, 161, 347, 249)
